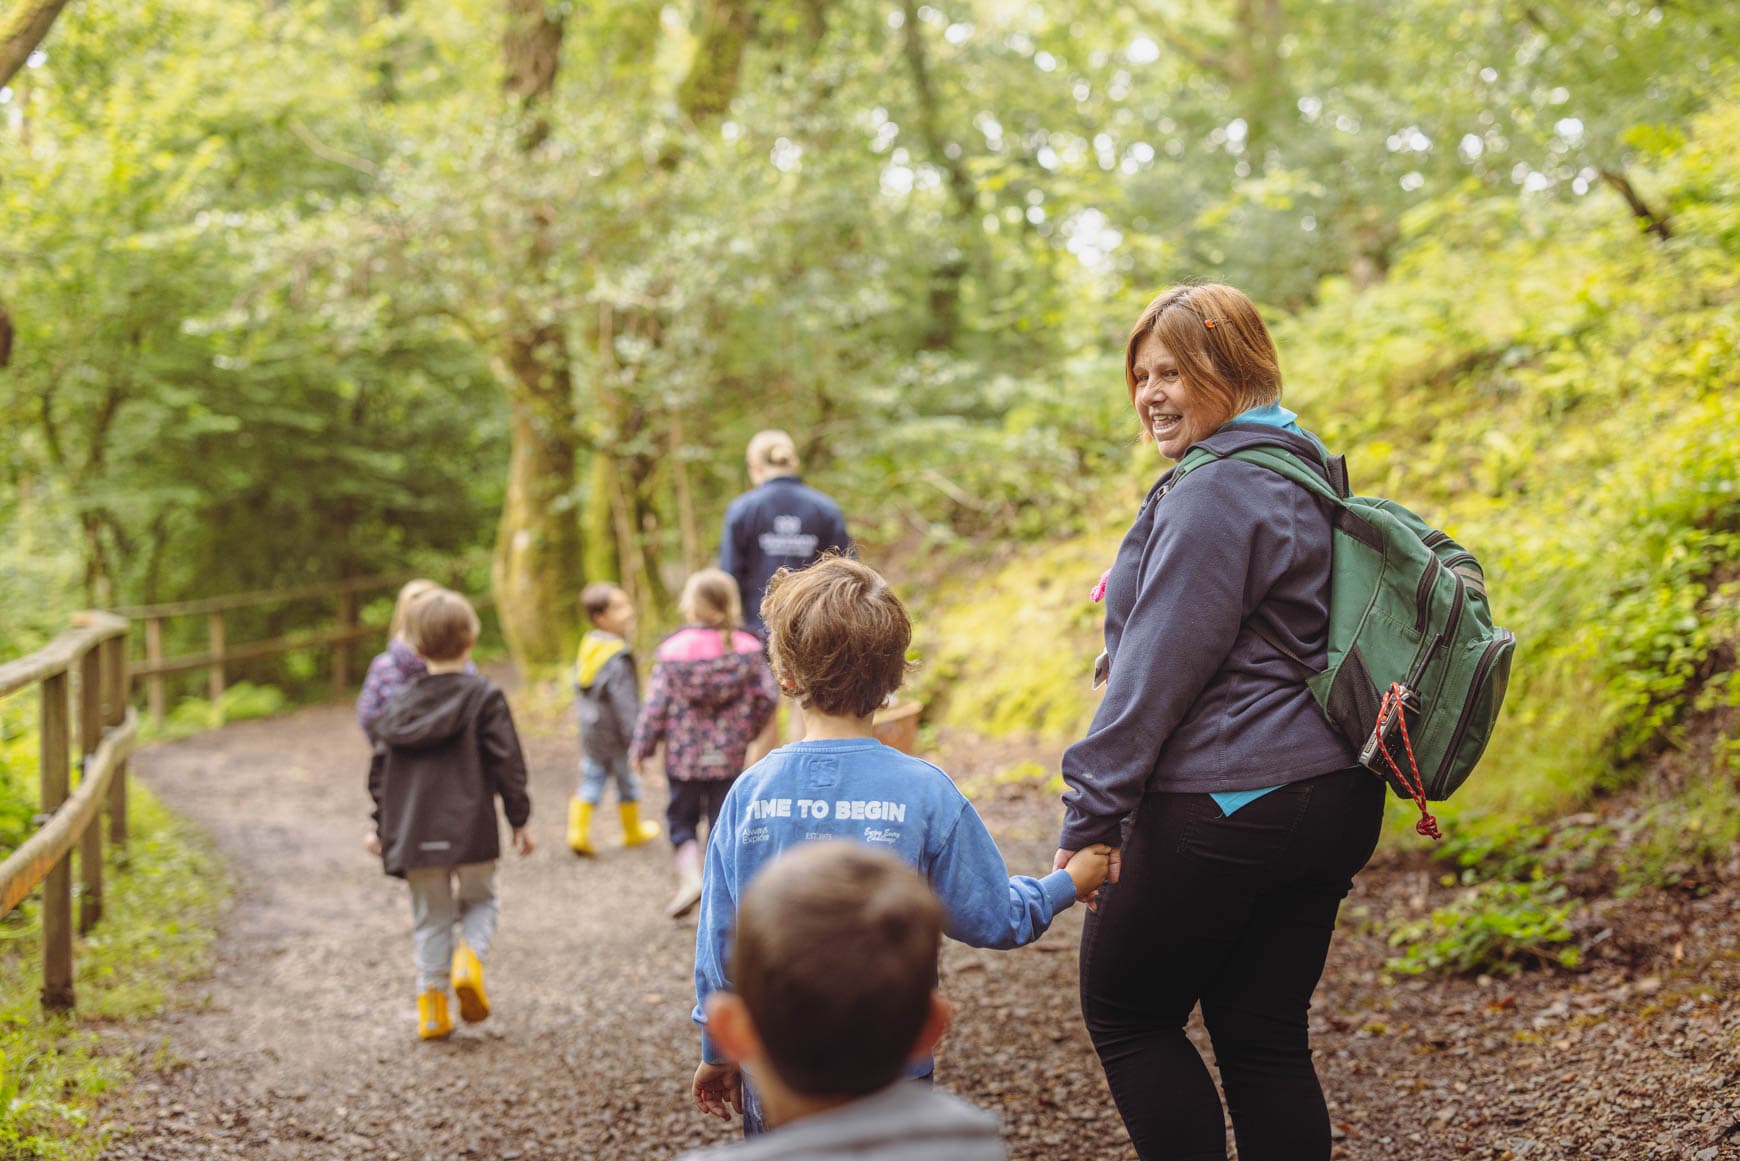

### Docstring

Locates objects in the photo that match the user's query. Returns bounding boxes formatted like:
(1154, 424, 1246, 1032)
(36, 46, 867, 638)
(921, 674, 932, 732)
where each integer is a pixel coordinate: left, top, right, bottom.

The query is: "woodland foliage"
(0, 1, 1735, 814)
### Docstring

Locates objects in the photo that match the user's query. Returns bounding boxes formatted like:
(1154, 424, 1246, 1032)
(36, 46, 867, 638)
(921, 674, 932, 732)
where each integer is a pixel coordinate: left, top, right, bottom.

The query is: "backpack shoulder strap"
(1178, 438, 1350, 496)
(1222, 445, 1350, 503)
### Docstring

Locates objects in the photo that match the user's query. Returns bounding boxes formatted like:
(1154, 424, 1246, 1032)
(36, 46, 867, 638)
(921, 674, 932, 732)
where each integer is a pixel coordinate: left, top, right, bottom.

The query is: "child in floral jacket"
(632, 569, 778, 917)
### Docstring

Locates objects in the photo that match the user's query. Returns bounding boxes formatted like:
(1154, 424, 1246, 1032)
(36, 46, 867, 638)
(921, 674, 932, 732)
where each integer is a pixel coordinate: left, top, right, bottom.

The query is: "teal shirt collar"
(1233, 402, 1301, 432)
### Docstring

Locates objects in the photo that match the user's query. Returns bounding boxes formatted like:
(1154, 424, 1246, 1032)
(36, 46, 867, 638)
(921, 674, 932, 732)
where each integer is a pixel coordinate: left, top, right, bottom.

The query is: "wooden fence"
(0, 612, 136, 1010)
(0, 574, 484, 1009)
(117, 572, 412, 728)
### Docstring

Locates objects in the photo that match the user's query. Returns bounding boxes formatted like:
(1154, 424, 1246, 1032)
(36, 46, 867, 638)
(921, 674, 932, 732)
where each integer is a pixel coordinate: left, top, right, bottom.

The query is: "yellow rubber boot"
(619, 801, 661, 848)
(417, 989, 453, 1040)
(567, 798, 595, 856)
(451, 943, 490, 1024)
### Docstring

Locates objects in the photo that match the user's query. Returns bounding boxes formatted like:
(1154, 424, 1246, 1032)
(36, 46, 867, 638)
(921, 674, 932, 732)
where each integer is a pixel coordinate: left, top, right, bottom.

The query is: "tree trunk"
(0, 0, 71, 89)
(491, 0, 584, 668)
(370, 0, 406, 104)
(898, 0, 978, 350)
(669, 412, 700, 574)
(677, 0, 753, 124)
(493, 340, 583, 666)
(1230, 0, 1288, 158)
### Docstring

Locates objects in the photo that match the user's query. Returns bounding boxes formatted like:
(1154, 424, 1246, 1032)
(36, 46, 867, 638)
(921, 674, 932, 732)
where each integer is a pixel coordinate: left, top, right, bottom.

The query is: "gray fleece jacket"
(672, 1081, 1005, 1161)
(1059, 424, 1356, 851)
(574, 630, 640, 764)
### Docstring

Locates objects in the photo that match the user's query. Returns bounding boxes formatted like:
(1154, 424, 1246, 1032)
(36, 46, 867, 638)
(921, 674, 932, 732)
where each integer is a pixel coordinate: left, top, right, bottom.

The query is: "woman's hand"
(363, 830, 382, 857)
(512, 827, 536, 857)
(1055, 846, 1122, 911)
(692, 1061, 742, 1121)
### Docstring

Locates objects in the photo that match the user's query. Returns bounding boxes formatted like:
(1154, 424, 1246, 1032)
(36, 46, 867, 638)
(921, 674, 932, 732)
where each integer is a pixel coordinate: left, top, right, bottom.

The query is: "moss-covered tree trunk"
(491, 0, 583, 669)
(898, 0, 979, 350)
(494, 330, 582, 667)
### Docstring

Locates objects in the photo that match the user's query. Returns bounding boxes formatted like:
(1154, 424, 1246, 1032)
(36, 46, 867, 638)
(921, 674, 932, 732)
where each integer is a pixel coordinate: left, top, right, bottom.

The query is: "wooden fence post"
(40, 671, 74, 1011)
(334, 589, 357, 692)
(144, 616, 166, 728)
(105, 634, 129, 848)
(78, 648, 103, 935)
(208, 610, 226, 707)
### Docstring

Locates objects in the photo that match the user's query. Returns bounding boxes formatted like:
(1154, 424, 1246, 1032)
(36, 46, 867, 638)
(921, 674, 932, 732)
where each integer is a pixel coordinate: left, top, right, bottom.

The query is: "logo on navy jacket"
(759, 514, 819, 558)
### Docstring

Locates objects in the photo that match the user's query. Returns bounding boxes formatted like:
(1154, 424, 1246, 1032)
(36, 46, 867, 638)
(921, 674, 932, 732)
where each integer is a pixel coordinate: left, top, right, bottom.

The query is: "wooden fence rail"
(0, 574, 487, 1009)
(116, 572, 412, 728)
(0, 612, 135, 1011)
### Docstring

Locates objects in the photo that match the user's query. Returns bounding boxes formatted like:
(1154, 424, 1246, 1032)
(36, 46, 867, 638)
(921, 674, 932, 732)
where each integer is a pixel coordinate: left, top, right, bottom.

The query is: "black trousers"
(666, 777, 734, 848)
(1079, 766, 1385, 1161)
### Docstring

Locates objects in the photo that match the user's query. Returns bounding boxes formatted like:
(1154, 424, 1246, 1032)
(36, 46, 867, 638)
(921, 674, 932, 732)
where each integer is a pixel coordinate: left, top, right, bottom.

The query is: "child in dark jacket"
(632, 569, 778, 918)
(366, 589, 533, 1041)
(569, 582, 661, 855)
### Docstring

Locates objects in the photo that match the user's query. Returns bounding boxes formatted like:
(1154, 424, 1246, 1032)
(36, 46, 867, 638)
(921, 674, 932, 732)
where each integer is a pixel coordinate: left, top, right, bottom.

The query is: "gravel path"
(100, 689, 1739, 1160)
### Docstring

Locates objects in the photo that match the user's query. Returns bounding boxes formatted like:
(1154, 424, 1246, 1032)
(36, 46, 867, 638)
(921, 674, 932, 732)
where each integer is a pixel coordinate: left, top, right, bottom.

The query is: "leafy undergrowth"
(0, 790, 226, 1160)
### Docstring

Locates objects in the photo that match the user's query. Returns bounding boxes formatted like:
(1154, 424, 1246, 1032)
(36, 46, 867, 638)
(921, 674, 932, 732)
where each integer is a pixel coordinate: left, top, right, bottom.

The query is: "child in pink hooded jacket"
(632, 569, 779, 918)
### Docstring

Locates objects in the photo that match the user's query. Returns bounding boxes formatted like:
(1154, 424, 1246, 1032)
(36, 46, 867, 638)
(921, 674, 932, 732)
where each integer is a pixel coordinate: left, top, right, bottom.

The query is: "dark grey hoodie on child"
(672, 1081, 1005, 1161)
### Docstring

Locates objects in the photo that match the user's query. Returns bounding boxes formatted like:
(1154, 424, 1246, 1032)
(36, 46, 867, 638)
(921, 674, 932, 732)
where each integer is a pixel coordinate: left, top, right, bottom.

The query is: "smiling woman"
(1056, 283, 1384, 1161)
(1124, 284, 1284, 458)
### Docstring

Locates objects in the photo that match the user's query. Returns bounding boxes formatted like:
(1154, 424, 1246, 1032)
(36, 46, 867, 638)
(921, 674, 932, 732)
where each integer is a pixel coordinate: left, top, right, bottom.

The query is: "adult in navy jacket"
(1055, 284, 1383, 1161)
(718, 430, 851, 635)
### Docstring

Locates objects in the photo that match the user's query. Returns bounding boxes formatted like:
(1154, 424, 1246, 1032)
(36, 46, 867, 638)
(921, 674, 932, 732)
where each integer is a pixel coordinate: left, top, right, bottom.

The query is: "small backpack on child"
(1171, 441, 1517, 839)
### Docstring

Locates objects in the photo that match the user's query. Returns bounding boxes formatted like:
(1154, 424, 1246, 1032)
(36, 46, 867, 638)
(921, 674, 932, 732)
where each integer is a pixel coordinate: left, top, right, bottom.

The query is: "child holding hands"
(366, 588, 533, 1040)
(690, 557, 1111, 1131)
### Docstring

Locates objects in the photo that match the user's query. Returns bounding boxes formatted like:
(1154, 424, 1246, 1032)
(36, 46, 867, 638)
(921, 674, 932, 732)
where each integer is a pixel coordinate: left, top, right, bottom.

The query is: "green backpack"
(1173, 442, 1516, 838)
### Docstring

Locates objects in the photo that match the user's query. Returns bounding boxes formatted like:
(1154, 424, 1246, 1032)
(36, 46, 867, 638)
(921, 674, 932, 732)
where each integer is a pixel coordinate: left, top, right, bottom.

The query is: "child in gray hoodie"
(678, 841, 1005, 1161)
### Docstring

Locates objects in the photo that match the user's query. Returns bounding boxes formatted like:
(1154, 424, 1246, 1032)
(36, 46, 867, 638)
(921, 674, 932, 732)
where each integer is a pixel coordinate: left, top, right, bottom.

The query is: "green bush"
(144, 681, 290, 743)
(1386, 880, 1582, 977)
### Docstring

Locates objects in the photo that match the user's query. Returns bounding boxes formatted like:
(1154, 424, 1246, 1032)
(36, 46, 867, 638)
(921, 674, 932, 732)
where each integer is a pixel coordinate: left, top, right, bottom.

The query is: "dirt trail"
(102, 689, 1739, 1160)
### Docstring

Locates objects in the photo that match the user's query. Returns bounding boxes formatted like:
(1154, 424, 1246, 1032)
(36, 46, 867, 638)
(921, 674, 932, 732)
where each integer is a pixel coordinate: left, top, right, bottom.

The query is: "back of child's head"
(679, 568, 742, 631)
(405, 588, 479, 663)
(732, 841, 943, 1099)
(760, 556, 909, 718)
(580, 582, 625, 626)
(389, 578, 442, 641)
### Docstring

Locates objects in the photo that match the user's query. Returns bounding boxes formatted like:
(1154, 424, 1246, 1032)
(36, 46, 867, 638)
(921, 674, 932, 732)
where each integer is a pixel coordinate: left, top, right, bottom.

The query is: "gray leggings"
(406, 862, 498, 993)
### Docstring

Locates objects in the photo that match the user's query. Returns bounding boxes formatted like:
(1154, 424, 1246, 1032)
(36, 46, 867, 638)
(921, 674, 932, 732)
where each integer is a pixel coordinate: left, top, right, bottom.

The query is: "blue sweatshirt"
(1058, 424, 1356, 851)
(694, 738, 1079, 1064)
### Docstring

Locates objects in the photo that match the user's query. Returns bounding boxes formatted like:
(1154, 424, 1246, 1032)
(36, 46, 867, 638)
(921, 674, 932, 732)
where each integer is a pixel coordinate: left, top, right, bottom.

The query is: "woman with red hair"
(1056, 284, 1384, 1161)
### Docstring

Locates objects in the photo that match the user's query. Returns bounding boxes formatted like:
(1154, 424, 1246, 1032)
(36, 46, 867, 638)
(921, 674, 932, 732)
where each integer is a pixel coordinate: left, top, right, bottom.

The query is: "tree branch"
(1599, 166, 1672, 242)
(288, 117, 379, 177)
(0, 0, 71, 90)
